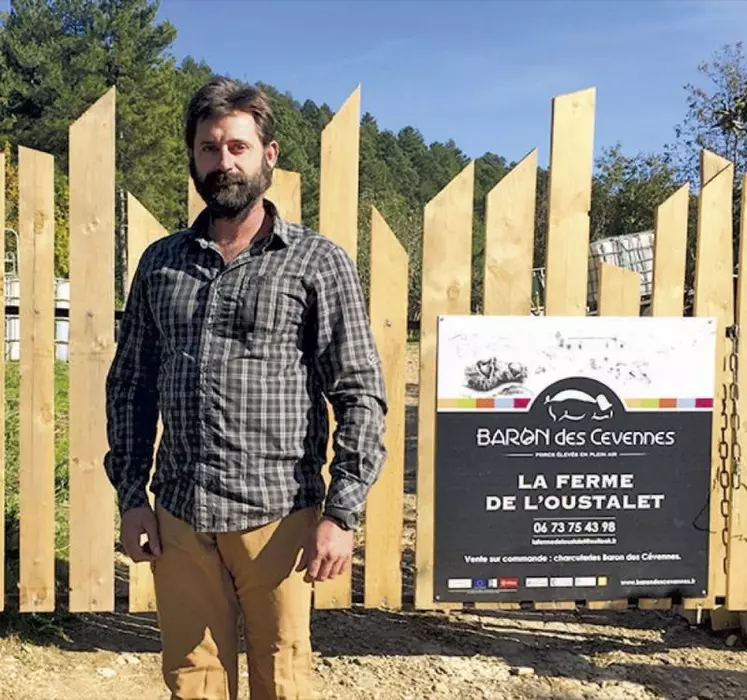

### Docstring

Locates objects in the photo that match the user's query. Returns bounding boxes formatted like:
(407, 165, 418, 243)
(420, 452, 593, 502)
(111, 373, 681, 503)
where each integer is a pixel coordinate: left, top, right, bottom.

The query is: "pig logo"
(544, 388, 614, 423)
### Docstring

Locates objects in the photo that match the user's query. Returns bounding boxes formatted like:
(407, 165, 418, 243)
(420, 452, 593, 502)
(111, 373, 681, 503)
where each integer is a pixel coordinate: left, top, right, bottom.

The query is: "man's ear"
(265, 140, 279, 168)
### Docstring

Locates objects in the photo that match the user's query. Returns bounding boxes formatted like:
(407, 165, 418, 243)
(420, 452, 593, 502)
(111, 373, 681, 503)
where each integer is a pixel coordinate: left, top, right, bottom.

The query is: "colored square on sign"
(642, 398, 659, 409)
(695, 398, 713, 408)
(476, 398, 494, 409)
(597, 576, 608, 587)
(439, 399, 459, 409)
(495, 398, 513, 409)
(457, 399, 475, 409)
(514, 398, 531, 409)
(660, 398, 677, 409)
(499, 577, 519, 590)
(625, 399, 644, 408)
(678, 398, 696, 409)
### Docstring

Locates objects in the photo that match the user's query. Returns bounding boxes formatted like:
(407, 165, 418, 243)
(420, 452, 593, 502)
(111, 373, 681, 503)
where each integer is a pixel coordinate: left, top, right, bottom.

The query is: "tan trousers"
(151, 501, 318, 700)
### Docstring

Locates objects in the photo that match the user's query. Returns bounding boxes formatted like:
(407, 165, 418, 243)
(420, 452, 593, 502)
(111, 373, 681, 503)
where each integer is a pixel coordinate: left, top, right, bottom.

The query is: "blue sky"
(1, 0, 745, 166)
(153, 0, 747, 166)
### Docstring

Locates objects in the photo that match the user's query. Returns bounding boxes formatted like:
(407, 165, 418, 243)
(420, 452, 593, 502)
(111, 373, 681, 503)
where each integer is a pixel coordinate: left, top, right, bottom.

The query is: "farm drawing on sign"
(436, 315, 716, 402)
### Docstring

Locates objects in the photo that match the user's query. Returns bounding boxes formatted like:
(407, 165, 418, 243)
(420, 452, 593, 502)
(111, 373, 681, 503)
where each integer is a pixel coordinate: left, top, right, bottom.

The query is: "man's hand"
(296, 517, 354, 583)
(120, 506, 162, 563)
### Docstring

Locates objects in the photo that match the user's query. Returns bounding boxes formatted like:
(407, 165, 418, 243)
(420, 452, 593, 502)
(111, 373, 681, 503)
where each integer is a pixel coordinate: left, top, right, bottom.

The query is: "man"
(103, 76, 388, 700)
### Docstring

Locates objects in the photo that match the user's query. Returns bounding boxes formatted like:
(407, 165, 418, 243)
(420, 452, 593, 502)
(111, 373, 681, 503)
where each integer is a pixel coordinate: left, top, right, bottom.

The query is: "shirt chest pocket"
(239, 274, 306, 358)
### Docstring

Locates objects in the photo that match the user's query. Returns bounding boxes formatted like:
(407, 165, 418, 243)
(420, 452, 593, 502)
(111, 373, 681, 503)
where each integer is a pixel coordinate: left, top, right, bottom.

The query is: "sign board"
(434, 315, 717, 603)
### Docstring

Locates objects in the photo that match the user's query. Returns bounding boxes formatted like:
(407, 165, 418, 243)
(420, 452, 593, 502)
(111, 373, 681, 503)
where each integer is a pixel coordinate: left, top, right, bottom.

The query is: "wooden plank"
(652, 184, 689, 317)
(364, 207, 407, 610)
(727, 174, 747, 611)
(315, 87, 360, 610)
(126, 194, 168, 294)
(0, 152, 5, 612)
(18, 146, 56, 612)
(187, 177, 204, 226)
(474, 602, 522, 611)
(543, 87, 596, 316)
(594, 262, 640, 611)
(702, 150, 731, 187)
(125, 193, 167, 613)
(477, 150, 537, 612)
(318, 86, 360, 260)
(692, 151, 735, 609)
(597, 263, 640, 317)
(68, 88, 117, 612)
(646, 187, 692, 610)
(535, 602, 577, 611)
(267, 169, 301, 224)
(415, 162, 474, 610)
(587, 600, 628, 611)
(483, 149, 537, 315)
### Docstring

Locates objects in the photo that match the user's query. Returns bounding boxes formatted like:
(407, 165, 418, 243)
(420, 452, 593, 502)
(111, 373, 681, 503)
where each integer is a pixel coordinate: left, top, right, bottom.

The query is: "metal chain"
(729, 324, 742, 492)
(722, 324, 742, 575)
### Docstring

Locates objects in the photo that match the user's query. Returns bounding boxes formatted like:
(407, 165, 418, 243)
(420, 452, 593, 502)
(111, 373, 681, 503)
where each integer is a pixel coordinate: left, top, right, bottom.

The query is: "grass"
(4, 361, 72, 599)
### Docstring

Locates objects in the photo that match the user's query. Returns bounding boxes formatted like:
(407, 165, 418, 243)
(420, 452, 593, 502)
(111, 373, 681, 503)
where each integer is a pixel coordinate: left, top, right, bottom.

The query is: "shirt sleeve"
(103, 251, 161, 515)
(312, 245, 388, 524)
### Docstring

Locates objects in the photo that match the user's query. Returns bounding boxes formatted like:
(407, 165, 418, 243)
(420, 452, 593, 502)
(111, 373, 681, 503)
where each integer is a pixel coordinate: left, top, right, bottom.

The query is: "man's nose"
(218, 146, 235, 171)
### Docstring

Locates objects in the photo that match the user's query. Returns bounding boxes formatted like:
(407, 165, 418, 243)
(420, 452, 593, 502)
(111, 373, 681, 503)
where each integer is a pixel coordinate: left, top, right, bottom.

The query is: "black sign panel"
(434, 375, 712, 603)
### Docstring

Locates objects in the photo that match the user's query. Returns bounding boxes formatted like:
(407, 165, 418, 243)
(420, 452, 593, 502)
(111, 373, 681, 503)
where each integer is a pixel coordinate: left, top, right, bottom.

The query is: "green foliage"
(4, 362, 70, 572)
(0, 0, 733, 325)
(670, 42, 747, 186)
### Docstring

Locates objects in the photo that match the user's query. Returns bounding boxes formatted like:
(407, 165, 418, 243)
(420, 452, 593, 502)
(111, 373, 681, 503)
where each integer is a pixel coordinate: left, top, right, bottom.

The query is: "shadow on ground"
(2, 599, 747, 699)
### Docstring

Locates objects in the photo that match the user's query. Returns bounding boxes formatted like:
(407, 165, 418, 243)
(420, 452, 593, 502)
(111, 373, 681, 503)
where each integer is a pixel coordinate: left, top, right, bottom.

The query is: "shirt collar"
(189, 198, 291, 249)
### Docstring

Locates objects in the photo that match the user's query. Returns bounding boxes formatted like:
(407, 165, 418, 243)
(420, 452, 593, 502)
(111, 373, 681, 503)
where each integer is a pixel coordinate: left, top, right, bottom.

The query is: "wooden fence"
(2, 84, 747, 619)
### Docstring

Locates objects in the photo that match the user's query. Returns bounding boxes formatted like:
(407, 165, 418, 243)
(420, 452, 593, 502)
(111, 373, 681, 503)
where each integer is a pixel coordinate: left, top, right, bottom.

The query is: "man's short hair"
(185, 76, 276, 150)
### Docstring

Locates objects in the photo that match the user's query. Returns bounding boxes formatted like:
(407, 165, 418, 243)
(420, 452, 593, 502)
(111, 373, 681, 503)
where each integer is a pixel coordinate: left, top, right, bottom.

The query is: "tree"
(591, 145, 681, 241)
(670, 42, 747, 186)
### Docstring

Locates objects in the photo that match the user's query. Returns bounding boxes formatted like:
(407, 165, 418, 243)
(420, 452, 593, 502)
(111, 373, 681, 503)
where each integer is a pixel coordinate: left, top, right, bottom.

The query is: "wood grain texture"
(364, 207, 407, 610)
(651, 184, 689, 317)
(415, 162, 474, 610)
(597, 263, 640, 317)
(68, 88, 117, 612)
(483, 149, 537, 315)
(543, 88, 596, 316)
(315, 87, 361, 609)
(266, 169, 301, 224)
(702, 150, 731, 187)
(727, 174, 747, 611)
(187, 177, 204, 226)
(692, 151, 734, 608)
(318, 86, 360, 261)
(18, 146, 56, 612)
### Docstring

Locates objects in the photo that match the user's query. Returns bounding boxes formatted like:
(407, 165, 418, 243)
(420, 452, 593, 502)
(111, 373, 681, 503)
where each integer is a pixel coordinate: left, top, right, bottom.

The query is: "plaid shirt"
(103, 200, 387, 532)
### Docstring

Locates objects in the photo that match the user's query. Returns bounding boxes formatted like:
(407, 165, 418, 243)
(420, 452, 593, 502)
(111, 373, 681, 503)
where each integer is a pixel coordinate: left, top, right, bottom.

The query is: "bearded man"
(103, 76, 388, 700)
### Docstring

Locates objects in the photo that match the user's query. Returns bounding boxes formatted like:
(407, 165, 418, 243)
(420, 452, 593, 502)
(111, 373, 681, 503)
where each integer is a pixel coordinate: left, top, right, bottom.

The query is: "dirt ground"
(1, 344, 747, 700)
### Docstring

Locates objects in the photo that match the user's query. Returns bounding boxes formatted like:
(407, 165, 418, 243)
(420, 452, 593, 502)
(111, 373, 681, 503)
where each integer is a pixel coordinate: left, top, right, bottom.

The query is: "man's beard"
(189, 157, 273, 221)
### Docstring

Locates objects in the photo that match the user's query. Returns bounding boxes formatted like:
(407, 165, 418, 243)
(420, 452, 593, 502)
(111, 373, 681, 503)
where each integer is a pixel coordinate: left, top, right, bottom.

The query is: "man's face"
(189, 110, 279, 219)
